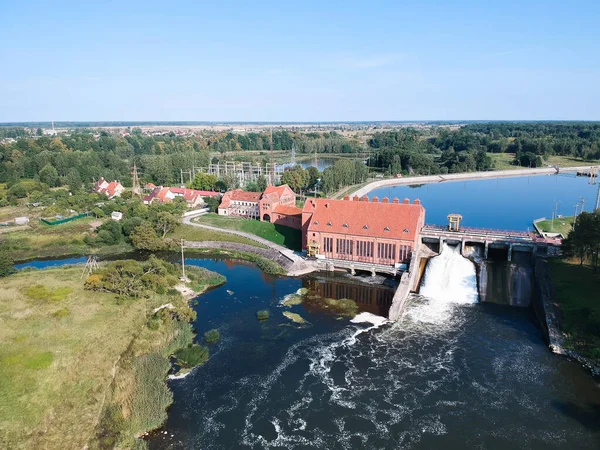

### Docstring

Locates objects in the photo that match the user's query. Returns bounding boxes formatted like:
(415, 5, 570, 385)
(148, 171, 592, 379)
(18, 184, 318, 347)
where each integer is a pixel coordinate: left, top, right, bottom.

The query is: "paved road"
(182, 213, 315, 276)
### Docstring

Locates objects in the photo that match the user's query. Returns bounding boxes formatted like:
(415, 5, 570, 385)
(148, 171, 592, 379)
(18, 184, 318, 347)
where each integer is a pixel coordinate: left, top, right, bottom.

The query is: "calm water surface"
(369, 174, 599, 230)
(146, 258, 600, 450)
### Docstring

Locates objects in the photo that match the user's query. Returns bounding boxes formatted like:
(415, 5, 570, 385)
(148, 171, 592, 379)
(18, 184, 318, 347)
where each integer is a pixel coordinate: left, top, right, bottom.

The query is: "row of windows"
(336, 238, 353, 255)
(322, 238, 413, 259)
(234, 201, 257, 207)
(356, 240, 374, 257)
(377, 242, 396, 260)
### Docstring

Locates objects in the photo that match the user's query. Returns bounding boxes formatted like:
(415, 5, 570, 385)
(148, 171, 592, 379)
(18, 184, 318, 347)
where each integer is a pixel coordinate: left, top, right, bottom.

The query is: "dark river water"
(141, 257, 600, 450)
(369, 174, 600, 230)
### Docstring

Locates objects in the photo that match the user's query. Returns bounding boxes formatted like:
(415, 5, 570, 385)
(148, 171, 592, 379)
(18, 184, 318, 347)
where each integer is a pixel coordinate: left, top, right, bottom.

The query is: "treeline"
(368, 129, 493, 174)
(367, 122, 600, 175)
(206, 130, 362, 154)
(0, 133, 210, 189)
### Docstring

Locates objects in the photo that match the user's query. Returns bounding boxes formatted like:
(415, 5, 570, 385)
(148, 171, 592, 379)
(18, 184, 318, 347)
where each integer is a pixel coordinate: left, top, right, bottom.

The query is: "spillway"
(419, 243, 478, 305)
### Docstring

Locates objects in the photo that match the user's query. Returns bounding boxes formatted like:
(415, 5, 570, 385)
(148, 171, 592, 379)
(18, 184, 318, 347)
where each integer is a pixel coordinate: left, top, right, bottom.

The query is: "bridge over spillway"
(420, 225, 561, 260)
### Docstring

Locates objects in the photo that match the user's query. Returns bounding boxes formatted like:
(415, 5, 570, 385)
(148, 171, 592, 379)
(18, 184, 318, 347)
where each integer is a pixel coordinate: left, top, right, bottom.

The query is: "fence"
(40, 212, 91, 226)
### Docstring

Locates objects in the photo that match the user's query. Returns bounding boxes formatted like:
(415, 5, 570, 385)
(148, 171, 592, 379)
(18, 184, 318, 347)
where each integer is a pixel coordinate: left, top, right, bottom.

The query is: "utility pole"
(596, 182, 600, 211)
(551, 200, 558, 232)
(573, 202, 579, 228)
(180, 239, 186, 281)
(131, 163, 141, 198)
(269, 129, 274, 186)
(580, 197, 585, 213)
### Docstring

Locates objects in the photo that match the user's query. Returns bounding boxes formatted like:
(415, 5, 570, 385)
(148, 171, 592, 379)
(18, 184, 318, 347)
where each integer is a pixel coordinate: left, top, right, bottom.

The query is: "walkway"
(182, 213, 315, 276)
(350, 166, 598, 198)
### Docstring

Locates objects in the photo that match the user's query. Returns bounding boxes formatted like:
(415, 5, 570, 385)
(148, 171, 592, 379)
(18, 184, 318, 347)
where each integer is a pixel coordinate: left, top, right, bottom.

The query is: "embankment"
(351, 166, 595, 198)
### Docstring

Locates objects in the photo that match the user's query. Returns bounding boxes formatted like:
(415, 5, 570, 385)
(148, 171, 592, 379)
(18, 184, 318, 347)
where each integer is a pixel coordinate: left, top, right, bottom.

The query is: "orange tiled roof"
(274, 205, 302, 216)
(228, 189, 262, 202)
(303, 197, 425, 242)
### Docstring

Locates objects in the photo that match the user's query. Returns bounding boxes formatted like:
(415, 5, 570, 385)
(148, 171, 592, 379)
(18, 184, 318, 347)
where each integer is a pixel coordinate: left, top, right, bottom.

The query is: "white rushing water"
(408, 243, 478, 324)
(420, 243, 479, 305)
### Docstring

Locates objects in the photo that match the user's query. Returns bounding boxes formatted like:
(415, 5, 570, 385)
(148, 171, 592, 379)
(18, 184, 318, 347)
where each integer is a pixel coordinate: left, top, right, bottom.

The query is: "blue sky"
(1, 0, 599, 121)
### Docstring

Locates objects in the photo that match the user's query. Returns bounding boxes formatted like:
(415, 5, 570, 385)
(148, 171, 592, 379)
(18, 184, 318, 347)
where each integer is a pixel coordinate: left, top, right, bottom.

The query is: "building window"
(377, 242, 397, 260)
(403, 228, 409, 233)
(357, 240, 374, 257)
(336, 238, 353, 255)
(363, 225, 369, 230)
(323, 237, 333, 252)
(314, 221, 319, 225)
(327, 222, 332, 226)
(342, 223, 348, 228)
(384, 226, 390, 232)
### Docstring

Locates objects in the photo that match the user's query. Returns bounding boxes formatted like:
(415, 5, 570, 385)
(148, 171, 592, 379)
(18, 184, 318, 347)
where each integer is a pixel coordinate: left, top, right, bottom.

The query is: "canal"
(368, 174, 599, 230)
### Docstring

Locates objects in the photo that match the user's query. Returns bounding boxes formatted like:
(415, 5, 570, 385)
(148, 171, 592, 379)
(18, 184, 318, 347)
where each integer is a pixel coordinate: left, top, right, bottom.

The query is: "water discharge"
(419, 243, 478, 305)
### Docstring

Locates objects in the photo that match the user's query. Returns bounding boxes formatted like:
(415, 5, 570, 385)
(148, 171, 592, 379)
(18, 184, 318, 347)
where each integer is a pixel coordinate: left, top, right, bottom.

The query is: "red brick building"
(259, 185, 302, 229)
(218, 184, 303, 229)
(301, 195, 425, 265)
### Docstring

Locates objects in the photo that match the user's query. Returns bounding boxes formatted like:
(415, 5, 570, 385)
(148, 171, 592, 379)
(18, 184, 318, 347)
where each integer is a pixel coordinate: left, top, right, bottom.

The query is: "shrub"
(24, 285, 73, 302)
(52, 308, 70, 319)
(256, 310, 269, 321)
(204, 329, 220, 344)
(174, 344, 209, 368)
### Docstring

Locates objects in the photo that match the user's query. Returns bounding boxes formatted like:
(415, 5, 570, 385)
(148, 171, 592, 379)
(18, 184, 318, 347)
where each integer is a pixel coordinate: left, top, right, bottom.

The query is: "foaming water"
(420, 243, 478, 305)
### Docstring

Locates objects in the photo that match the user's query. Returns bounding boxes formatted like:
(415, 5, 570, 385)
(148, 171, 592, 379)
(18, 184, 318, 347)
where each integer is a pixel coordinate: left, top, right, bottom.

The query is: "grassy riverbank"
(1, 218, 135, 262)
(548, 259, 600, 362)
(488, 152, 600, 170)
(0, 264, 224, 449)
(535, 216, 574, 237)
(194, 214, 302, 251)
(169, 223, 268, 249)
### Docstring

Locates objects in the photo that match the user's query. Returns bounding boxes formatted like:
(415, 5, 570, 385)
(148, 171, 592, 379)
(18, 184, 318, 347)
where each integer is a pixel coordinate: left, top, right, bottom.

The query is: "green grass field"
(0, 268, 147, 449)
(169, 223, 268, 249)
(488, 152, 600, 171)
(548, 259, 600, 362)
(194, 214, 302, 251)
(535, 216, 574, 237)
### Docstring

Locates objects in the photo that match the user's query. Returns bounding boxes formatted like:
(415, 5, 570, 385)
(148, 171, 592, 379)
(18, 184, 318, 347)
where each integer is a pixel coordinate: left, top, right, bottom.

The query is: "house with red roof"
(217, 184, 303, 229)
(143, 186, 219, 208)
(301, 195, 425, 265)
(217, 189, 262, 219)
(94, 177, 125, 199)
(259, 184, 302, 229)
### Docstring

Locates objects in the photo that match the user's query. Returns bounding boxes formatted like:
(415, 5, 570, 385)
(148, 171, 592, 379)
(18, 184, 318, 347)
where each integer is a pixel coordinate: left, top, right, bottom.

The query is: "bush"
(52, 308, 70, 318)
(204, 329, 220, 344)
(256, 310, 269, 321)
(174, 344, 209, 368)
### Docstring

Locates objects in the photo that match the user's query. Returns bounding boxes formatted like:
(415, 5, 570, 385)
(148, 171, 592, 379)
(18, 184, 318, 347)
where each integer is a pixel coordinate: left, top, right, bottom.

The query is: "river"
(142, 256, 600, 450)
(14, 242, 600, 448)
(368, 173, 599, 230)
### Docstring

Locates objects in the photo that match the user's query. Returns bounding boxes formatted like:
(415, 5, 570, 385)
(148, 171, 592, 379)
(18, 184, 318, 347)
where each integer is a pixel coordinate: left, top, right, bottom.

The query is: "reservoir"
(368, 174, 599, 230)
(145, 256, 600, 449)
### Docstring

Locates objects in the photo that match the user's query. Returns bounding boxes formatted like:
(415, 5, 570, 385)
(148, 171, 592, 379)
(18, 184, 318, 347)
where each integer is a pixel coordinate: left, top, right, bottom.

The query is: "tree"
(257, 175, 268, 192)
(153, 212, 179, 238)
(65, 168, 82, 192)
(130, 223, 166, 251)
(39, 164, 59, 187)
(562, 211, 600, 270)
(189, 173, 218, 191)
(203, 196, 220, 213)
(220, 173, 239, 190)
(0, 245, 15, 277)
